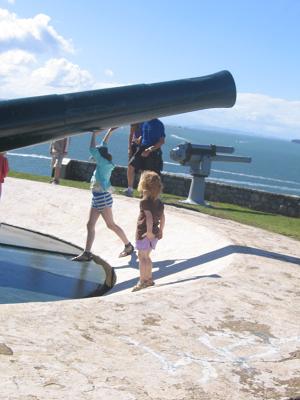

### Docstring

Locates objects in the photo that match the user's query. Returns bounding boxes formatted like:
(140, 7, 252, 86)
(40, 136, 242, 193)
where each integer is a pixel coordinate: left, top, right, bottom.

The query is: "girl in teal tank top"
(72, 128, 134, 262)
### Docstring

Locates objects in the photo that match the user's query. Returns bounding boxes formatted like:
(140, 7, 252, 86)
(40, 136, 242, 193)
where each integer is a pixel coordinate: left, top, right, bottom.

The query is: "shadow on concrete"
(109, 244, 300, 294)
(128, 252, 139, 268)
(157, 274, 221, 288)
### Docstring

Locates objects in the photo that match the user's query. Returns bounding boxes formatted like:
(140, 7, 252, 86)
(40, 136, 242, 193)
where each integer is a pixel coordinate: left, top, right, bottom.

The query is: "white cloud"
(0, 9, 96, 97)
(0, 49, 124, 98)
(92, 81, 124, 89)
(0, 55, 96, 97)
(0, 8, 74, 53)
(104, 68, 114, 77)
(0, 9, 123, 98)
(0, 49, 36, 75)
(31, 58, 93, 90)
(7, 0, 15, 4)
(170, 92, 300, 139)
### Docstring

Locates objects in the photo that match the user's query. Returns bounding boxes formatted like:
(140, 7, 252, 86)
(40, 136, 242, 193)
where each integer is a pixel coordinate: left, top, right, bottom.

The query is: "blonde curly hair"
(138, 171, 163, 200)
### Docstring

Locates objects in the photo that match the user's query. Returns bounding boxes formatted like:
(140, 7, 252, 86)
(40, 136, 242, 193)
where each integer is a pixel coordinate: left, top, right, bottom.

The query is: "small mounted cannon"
(170, 142, 251, 205)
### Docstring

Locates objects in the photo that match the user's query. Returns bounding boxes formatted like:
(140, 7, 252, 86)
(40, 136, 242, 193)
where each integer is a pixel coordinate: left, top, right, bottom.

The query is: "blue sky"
(0, 0, 299, 139)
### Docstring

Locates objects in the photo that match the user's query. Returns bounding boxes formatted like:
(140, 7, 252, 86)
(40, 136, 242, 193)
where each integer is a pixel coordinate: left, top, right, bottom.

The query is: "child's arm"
(90, 127, 116, 148)
(103, 127, 118, 144)
(157, 212, 165, 239)
(90, 131, 98, 149)
(144, 210, 155, 240)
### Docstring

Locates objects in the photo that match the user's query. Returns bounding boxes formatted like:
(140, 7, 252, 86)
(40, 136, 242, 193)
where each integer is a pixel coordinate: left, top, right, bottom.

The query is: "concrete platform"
(0, 178, 299, 399)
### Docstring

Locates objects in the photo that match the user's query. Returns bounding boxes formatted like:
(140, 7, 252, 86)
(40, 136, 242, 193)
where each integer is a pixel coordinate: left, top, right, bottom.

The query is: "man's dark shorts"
(129, 146, 163, 175)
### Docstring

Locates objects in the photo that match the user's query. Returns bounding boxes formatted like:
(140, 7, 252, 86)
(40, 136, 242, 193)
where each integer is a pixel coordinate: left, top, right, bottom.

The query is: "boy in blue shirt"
(125, 119, 165, 197)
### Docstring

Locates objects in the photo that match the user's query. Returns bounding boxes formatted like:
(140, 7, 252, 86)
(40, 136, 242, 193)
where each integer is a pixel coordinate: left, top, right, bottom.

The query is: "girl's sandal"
(71, 251, 93, 262)
(132, 280, 155, 292)
(132, 281, 148, 292)
(119, 242, 134, 258)
(146, 279, 155, 287)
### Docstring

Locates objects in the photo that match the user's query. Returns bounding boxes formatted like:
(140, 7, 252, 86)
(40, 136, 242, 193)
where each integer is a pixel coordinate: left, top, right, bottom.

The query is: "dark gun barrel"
(0, 70, 236, 152)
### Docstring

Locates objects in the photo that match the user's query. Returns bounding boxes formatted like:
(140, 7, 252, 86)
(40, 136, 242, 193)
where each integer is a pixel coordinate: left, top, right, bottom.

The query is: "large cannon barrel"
(0, 70, 236, 152)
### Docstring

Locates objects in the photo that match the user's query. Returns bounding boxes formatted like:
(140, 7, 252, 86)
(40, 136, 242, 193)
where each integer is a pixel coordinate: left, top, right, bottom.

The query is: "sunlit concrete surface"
(0, 177, 299, 399)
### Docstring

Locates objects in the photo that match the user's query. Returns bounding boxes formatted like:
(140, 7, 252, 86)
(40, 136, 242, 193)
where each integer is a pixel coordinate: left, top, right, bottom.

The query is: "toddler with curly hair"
(132, 171, 165, 291)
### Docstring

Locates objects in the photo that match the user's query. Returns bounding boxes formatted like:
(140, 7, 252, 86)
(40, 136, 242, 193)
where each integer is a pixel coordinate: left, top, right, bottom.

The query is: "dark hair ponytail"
(98, 146, 112, 162)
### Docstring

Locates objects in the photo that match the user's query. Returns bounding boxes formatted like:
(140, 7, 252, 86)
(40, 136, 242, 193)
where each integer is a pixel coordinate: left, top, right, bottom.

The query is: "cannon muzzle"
(0, 70, 236, 152)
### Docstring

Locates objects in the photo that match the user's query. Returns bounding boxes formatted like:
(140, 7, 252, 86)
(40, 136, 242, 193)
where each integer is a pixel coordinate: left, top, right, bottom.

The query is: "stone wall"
(61, 159, 300, 217)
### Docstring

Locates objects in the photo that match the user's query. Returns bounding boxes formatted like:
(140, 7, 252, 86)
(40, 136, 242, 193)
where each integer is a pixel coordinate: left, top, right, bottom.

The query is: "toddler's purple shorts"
(136, 237, 158, 251)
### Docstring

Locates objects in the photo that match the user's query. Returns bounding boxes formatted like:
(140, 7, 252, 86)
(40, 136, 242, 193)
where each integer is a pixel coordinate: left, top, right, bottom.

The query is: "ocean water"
(6, 125, 300, 197)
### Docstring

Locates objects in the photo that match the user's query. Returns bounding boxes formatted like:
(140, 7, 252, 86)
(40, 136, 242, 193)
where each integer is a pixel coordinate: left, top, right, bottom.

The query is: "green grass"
(8, 170, 300, 241)
(9, 171, 91, 190)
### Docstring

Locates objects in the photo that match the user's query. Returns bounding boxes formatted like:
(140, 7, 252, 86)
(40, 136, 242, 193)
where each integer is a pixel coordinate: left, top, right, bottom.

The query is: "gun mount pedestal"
(170, 142, 251, 206)
(186, 175, 207, 206)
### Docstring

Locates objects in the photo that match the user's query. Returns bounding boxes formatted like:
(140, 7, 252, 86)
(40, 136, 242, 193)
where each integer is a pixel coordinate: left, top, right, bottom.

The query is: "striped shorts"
(92, 191, 113, 211)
